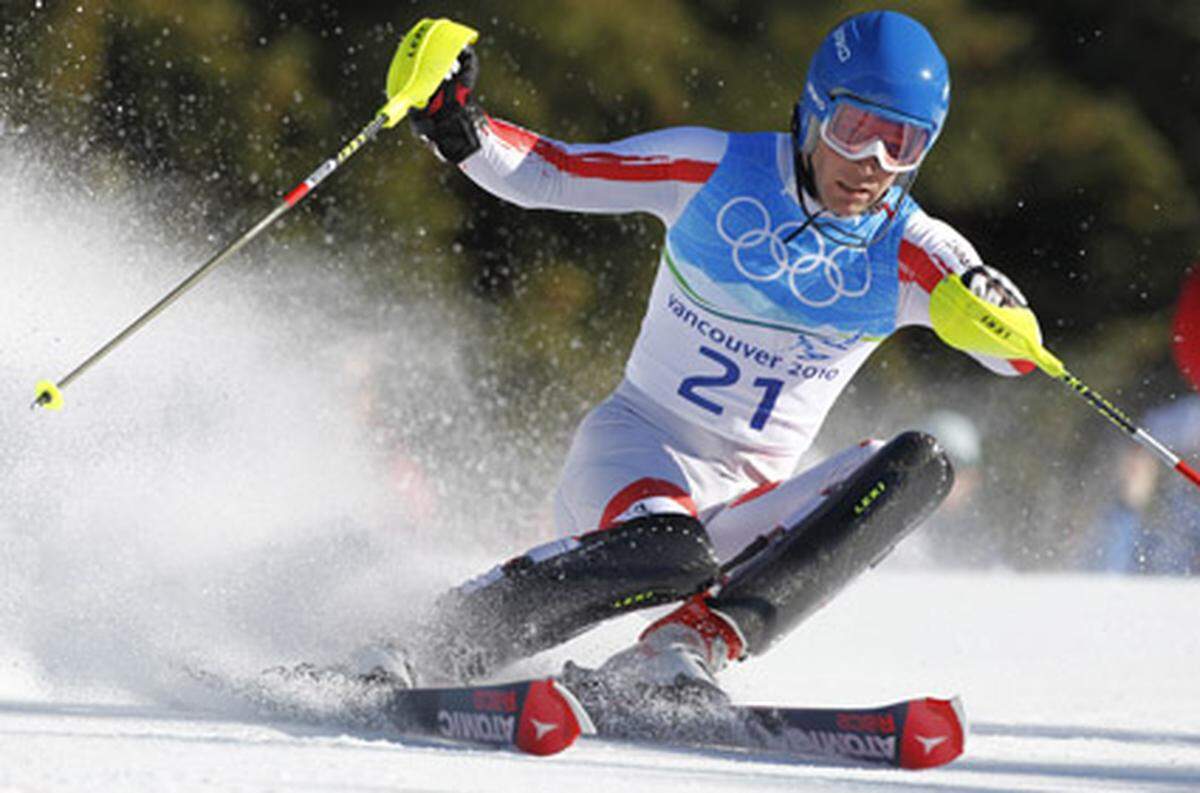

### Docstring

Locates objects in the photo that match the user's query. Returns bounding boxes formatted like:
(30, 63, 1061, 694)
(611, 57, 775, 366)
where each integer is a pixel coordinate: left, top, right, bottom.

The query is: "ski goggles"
(819, 99, 932, 173)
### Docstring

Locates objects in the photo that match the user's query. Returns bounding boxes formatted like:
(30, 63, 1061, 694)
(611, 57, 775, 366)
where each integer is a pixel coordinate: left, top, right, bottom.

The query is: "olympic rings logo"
(715, 196, 870, 308)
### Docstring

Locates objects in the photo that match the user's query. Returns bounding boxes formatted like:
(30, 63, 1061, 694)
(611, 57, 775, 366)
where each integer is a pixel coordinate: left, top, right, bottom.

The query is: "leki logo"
(406, 22, 431, 57)
(717, 196, 870, 308)
(978, 313, 1013, 341)
(853, 480, 888, 515)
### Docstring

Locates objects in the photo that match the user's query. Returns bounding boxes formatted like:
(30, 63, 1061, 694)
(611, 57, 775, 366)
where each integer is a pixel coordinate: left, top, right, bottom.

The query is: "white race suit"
(459, 117, 1030, 562)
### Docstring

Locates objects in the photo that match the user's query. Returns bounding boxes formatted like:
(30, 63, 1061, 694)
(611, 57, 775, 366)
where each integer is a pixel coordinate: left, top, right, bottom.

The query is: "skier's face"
(809, 140, 898, 217)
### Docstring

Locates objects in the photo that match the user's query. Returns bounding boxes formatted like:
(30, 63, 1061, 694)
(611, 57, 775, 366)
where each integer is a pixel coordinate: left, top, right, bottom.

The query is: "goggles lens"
(820, 101, 931, 173)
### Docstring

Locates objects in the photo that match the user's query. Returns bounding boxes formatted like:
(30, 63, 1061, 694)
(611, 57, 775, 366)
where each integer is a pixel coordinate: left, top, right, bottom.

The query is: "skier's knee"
(706, 438, 887, 563)
(597, 477, 697, 530)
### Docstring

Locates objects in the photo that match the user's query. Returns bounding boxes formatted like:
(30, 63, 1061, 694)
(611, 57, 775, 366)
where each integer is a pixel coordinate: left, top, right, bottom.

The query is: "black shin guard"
(424, 514, 720, 681)
(710, 431, 953, 656)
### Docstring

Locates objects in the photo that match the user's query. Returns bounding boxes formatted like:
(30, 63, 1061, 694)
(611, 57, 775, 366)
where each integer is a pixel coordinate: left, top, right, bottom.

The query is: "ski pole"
(32, 17, 478, 412)
(929, 274, 1200, 490)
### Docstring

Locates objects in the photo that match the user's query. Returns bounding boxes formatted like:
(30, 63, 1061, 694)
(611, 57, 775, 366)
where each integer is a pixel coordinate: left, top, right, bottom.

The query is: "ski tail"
(741, 695, 966, 769)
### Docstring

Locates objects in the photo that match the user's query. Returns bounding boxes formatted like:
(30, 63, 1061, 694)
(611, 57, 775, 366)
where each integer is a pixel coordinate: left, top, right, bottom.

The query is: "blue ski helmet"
(794, 11, 950, 164)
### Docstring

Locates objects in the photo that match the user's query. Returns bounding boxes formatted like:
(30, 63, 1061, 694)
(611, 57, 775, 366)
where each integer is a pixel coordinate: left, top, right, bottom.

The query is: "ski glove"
(961, 265, 1027, 308)
(409, 47, 484, 164)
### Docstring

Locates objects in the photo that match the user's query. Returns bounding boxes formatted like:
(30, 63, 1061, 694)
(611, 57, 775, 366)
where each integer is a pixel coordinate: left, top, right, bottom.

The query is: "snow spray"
(0, 131, 555, 702)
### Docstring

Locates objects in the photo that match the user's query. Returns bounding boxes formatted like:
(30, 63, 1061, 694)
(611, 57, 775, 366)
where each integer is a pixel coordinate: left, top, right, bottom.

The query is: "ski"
(191, 661, 962, 767)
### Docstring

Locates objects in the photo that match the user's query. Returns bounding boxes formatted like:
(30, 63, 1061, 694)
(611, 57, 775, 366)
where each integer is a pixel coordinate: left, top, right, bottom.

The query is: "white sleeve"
(896, 209, 1034, 377)
(458, 117, 728, 225)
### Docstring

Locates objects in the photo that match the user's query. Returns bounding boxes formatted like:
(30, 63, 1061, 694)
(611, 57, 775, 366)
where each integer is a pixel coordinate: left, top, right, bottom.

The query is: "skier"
(391, 10, 1033, 693)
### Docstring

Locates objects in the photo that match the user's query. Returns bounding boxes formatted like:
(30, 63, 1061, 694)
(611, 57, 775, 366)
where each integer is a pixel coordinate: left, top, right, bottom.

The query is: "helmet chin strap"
(794, 148, 821, 207)
(781, 148, 827, 245)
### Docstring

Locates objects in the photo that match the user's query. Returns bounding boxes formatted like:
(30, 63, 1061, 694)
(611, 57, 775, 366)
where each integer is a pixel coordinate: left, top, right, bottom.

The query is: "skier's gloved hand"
(409, 47, 483, 164)
(962, 265, 1027, 308)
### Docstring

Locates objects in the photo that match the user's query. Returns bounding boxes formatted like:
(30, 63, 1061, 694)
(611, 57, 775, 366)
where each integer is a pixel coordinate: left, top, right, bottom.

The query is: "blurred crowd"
(889, 395, 1199, 576)
(1091, 395, 1200, 574)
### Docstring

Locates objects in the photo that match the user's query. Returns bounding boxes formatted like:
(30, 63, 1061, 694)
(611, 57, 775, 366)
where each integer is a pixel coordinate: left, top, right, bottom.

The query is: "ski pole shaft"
(31, 114, 387, 411)
(1055, 370, 1200, 488)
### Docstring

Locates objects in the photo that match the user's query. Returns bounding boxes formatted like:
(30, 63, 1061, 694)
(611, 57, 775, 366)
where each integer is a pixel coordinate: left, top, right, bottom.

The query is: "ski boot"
(559, 593, 745, 742)
(595, 594, 746, 692)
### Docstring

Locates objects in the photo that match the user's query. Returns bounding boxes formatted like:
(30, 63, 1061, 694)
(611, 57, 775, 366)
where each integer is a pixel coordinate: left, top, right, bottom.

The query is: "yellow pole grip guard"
(378, 18, 480, 128)
(929, 274, 1065, 378)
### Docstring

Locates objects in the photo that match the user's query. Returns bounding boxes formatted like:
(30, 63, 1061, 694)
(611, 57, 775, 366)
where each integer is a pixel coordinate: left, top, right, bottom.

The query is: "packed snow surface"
(2, 572, 1199, 792)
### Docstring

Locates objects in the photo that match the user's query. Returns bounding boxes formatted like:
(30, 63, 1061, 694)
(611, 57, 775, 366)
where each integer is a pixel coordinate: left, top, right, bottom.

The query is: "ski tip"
(898, 696, 967, 770)
(514, 678, 591, 756)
